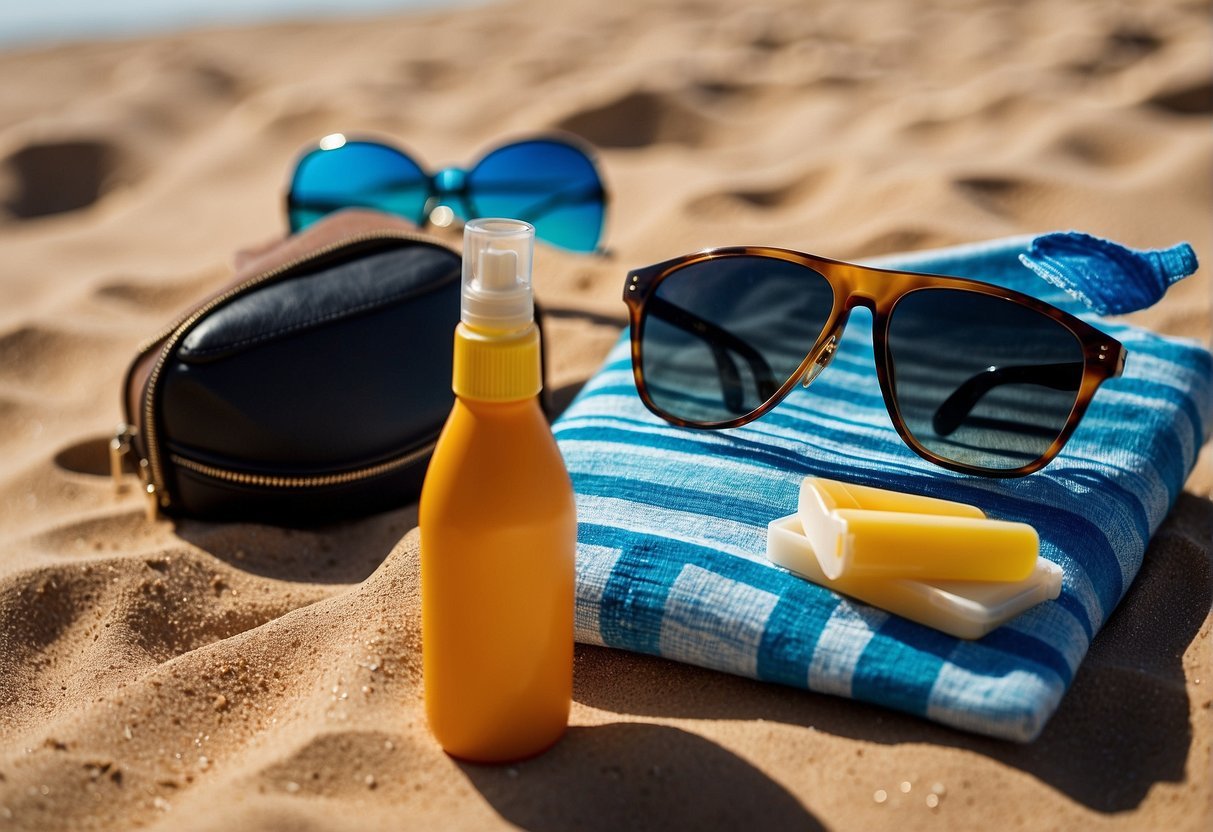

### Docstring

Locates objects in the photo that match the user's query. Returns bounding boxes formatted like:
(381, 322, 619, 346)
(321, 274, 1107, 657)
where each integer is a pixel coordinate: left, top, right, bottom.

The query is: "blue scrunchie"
(1018, 231, 1197, 315)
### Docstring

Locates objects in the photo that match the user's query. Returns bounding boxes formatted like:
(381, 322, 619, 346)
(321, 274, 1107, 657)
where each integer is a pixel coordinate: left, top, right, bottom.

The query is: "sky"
(0, 0, 483, 50)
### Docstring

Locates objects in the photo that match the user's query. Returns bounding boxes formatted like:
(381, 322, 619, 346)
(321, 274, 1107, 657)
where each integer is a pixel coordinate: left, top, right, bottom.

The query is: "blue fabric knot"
(1018, 231, 1198, 315)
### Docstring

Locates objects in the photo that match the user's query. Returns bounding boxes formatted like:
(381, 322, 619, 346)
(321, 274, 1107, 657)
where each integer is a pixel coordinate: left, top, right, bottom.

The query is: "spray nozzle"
(479, 247, 519, 291)
(461, 218, 535, 333)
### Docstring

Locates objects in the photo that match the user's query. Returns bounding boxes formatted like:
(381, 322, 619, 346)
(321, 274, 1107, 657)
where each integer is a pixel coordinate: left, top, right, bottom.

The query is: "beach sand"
(0, 0, 1210, 828)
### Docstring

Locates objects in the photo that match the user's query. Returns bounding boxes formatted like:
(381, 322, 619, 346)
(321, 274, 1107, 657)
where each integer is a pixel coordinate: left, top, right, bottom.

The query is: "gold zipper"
(170, 438, 437, 489)
(132, 229, 456, 514)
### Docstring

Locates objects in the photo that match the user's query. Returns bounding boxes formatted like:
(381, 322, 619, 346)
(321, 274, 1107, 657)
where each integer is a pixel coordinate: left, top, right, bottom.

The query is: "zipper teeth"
(169, 440, 437, 489)
(141, 229, 452, 507)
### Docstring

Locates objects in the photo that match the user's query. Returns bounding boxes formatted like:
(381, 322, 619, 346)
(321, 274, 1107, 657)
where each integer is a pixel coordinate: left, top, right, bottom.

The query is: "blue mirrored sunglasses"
(286, 133, 608, 253)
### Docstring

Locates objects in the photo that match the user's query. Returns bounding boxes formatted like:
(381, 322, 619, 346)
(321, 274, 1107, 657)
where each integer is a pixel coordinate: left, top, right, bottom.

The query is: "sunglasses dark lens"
(467, 140, 604, 253)
(887, 288, 1085, 471)
(288, 141, 429, 232)
(639, 256, 835, 425)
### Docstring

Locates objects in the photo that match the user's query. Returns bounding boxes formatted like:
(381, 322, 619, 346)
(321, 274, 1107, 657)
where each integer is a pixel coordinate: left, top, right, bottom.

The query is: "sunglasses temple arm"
(646, 296, 780, 411)
(288, 176, 438, 208)
(476, 181, 604, 223)
(932, 361, 1085, 436)
(710, 344, 746, 414)
(287, 196, 361, 212)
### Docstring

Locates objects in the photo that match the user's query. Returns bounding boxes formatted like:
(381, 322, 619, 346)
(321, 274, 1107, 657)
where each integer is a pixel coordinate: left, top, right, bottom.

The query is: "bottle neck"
(455, 396, 543, 419)
(451, 322, 542, 403)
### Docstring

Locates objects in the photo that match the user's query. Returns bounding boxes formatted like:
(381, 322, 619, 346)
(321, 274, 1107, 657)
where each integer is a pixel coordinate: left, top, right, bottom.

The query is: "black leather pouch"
(114, 210, 484, 524)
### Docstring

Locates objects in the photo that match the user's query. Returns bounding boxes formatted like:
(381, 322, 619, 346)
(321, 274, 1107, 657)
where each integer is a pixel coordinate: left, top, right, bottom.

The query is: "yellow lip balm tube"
(766, 514, 1062, 640)
(798, 477, 1039, 583)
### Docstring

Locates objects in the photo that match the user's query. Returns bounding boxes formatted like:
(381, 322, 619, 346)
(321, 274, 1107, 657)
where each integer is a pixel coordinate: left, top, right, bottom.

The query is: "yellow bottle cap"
(452, 322, 542, 402)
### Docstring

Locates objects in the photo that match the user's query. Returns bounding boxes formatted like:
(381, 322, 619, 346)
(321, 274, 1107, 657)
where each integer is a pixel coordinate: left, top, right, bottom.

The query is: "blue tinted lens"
(288, 141, 429, 232)
(641, 256, 834, 424)
(888, 288, 1084, 471)
(466, 139, 605, 252)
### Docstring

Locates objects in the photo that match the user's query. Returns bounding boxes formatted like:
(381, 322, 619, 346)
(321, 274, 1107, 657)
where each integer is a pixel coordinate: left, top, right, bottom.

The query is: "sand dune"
(0, 0, 1209, 829)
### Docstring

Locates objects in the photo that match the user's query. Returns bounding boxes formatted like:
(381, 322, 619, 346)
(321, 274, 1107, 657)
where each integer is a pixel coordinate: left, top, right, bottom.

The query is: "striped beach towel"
(552, 232, 1211, 742)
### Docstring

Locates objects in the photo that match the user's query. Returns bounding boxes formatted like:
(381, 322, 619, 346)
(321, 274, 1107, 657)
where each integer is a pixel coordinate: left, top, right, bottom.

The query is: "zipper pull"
(144, 483, 160, 522)
(112, 424, 160, 520)
(109, 424, 135, 492)
(138, 458, 161, 522)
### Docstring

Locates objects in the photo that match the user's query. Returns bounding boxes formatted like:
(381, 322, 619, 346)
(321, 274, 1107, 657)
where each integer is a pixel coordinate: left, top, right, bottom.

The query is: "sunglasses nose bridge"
(433, 166, 467, 196)
(842, 289, 881, 314)
(428, 166, 473, 222)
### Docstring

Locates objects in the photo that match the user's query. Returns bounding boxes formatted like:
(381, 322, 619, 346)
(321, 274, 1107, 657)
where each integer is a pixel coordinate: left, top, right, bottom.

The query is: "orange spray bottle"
(419, 218, 575, 762)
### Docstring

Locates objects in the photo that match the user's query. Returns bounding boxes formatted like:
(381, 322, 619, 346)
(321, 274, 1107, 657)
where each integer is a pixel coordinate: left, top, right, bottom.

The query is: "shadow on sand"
(460, 722, 823, 831)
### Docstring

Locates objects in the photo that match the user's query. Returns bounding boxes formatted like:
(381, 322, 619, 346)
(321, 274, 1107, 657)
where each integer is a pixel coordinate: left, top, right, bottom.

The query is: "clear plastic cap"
(461, 218, 535, 333)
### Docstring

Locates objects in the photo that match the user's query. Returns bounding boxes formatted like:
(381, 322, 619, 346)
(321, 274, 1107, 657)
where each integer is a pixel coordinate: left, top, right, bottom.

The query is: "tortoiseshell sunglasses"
(624, 247, 1127, 476)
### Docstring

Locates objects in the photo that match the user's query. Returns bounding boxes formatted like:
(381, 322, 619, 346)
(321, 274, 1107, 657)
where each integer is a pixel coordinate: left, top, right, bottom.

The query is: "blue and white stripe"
(554, 233, 1211, 742)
